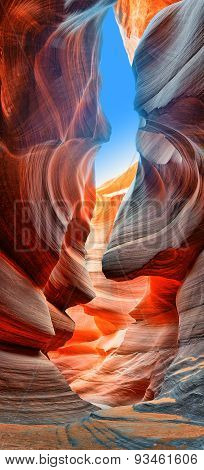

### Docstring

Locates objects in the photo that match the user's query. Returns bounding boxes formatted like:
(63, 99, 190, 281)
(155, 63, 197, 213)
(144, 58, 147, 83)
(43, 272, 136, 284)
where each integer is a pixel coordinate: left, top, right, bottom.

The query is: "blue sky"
(95, 7, 139, 187)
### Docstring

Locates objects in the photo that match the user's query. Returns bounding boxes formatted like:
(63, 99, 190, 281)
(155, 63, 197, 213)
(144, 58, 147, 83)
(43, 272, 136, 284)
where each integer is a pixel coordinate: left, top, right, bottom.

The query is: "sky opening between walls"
(95, 7, 139, 187)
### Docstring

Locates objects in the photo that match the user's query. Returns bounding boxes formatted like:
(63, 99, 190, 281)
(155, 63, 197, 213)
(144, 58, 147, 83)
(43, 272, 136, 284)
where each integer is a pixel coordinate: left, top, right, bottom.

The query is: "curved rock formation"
(103, 0, 204, 280)
(100, 0, 204, 447)
(50, 164, 150, 407)
(0, 0, 115, 425)
(0, 0, 203, 450)
(115, 0, 178, 62)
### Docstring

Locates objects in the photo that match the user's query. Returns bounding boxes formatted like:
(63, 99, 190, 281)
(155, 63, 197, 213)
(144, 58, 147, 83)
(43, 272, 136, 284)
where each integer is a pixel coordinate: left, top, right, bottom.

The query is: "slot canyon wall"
(0, 0, 203, 450)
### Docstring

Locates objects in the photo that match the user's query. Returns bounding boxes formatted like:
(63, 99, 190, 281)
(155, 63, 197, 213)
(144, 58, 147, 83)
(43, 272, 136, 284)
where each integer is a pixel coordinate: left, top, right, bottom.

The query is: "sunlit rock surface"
(0, 0, 203, 450)
(50, 166, 180, 409)
(115, 0, 178, 62)
(50, 164, 152, 407)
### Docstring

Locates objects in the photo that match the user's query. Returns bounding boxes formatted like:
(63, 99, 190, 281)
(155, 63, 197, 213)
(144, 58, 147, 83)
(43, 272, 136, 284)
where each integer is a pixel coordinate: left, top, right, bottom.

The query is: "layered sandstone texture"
(101, 0, 204, 448)
(0, 0, 203, 450)
(0, 0, 114, 425)
(115, 0, 179, 62)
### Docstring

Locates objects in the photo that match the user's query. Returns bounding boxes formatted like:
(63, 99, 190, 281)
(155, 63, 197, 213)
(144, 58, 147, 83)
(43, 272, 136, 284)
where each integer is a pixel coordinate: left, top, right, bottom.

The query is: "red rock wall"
(0, 0, 203, 449)
(0, 0, 114, 425)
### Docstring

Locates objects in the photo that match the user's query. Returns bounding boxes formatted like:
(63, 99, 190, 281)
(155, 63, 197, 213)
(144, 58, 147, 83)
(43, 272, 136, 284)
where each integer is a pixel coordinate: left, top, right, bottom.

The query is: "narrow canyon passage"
(49, 5, 181, 410)
(0, 0, 203, 451)
(49, 5, 182, 410)
(49, 8, 150, 409)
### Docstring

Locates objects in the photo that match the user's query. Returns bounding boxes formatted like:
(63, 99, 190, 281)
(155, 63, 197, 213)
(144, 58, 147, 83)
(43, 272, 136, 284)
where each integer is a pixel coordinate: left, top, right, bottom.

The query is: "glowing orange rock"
(115, 0, 179, 61)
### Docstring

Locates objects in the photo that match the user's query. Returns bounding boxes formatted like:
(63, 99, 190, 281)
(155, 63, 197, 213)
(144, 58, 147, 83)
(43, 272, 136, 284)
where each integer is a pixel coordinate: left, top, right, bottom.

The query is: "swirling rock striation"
(100, 0, 204, 446)
(50, 164, 151, 407)
(0, 0, 116, 425)
(0, 0, 203, 450)
(115, 0, 178, 62)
